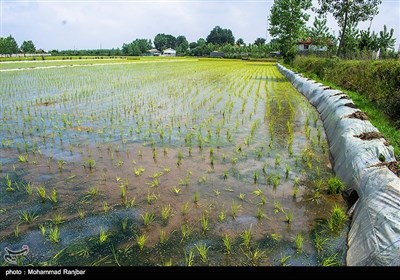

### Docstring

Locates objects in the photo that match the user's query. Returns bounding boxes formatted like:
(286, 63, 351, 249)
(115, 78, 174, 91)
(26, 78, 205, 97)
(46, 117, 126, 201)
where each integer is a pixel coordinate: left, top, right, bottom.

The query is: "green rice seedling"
(116, 160, 124, 167)
(239, 193, 246, 201)
(295, 233, 304, 253)
(52, 214, 64, 225)
(312, 190, 322, 203)
(148, 178, 159, 188)
(25, 182, 33, 196)
(327, 204, 348, 232)
(321, 254, 339, 266)
(218, 211, 226, 222)
(147, 190, 157, 204)
(57, 160, 65, 171)
(280, 253, 291, 266)
(314, 232, 328, 255)
(78, 208, 85, 219)
(285, 211, 293, 224)
(201, 212, 209, 234)
(49, 226, 60, 243)
(121, 217, 128, 232)
(99, 228, 109, 245)
(198, 175, 207, 183)
(87, 158, 96, 170)
(285, 164, 291, 179)
(271, 233, 281, 241)
(248, 248, 266, 265)
(274, 201, 282, 214)
(120, 184, 126, 205)
(159, 230, 167, 245)
(39, 224, 46, 236)
(161, 204, 173, 223)
(258, 194, 267, 206)
(195, 243, 210, 263)
(5, 175, 14, 192)
(182, 202, 189, 216)
(142, 212, 155, 228)
(231, 156, 237, 165)
(20, 210, 39, 224)
(193, 190, 199, 204)
(314, 179, 324, 192)
(327, 177, 345, 194)
(253, 171, 258, 184)
(223, 170, 229, 180)
(134, 166, 145, 176)
(172, 186, 181, 195)
(163, 146, 168, 156)
(275, 154, 281, 167)
(103, 202, 110, 213)
(37, 185, 46, 202)
(177, 150, 183, 166)
(14, 224, 20, 238)
(48, 188, 57, 204)
(256, 207, 265, 220)
(18, 154, 28, 163)
(272, 174, 280, 188)
(152, 148, 157, 161)
(292, 186, 299, 199)
(179, 176, 190, 187)
(136, 234, 147, 251)
(231, 202, 241, 220)
(222, 234, 233, 255)
(185, 250, 195, 266)
(241, 225, 252, 249)
(252, 188, 263, 196)
(181, 224, 191, 242)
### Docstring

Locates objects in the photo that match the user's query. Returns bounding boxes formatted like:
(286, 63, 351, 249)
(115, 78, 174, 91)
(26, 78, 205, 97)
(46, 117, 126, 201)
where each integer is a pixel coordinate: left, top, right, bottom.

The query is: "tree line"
(0, 35, 36, 55)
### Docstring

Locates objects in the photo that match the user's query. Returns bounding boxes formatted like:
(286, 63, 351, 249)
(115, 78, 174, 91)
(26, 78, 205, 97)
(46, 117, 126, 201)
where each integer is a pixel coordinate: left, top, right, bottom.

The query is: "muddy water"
(0, 60, 348, 266)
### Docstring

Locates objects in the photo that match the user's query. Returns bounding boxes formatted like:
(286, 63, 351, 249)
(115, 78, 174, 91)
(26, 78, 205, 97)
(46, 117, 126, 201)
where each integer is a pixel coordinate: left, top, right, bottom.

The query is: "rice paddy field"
(0, 58, 348, 266)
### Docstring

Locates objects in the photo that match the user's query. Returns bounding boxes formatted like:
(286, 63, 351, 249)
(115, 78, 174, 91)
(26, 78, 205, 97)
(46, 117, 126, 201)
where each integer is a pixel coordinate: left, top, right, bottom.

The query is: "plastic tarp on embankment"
(277, 63, 400, 266)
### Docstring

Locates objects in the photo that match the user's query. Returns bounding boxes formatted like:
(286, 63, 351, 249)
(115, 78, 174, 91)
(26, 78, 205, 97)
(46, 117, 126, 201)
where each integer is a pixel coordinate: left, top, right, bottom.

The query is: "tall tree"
(339, 22, 360, 57)
(268, 0, 312, 63)
(307, 14, 334, 48)
(206, 26, 235, 45)
(254, 38, 266, 46)
(314, 0, 382, 57)
(176, 35, 189, 54)
(0, 35, 19, 54)
(21, 40, 36, 54)
(358, 28, 378, 52)
(154, 33, 176, 50)
(236, 38, 244, 46)
(378, 25, 395, 55)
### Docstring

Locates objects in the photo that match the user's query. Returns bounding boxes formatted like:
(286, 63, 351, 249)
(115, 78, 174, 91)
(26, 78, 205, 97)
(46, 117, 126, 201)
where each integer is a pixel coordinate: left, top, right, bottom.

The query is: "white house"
(297, 39, 327, 52)
(163, 48, 176, 56)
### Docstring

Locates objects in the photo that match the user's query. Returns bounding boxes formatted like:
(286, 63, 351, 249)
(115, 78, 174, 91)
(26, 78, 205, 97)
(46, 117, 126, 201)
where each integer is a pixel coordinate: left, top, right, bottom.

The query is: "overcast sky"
(1, 0, 399, 51)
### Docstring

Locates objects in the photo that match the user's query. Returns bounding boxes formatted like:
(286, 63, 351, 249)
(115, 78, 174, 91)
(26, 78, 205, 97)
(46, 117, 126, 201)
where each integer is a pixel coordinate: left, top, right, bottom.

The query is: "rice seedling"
(52, 213, 64, 225)
(142, 212, 155, 228)
(241, 225, 252, 249)
(195, 243, 210, 263)
(103, 202, 110, 213)
(136, 234, 147, 251)
(231, 202, 241, 220)
(185, 250, 195, 266)
(285, 211, 293, 224)
(279, 253, 291, 266)
(161, 204, 173, 223)
(285, 164, 291, 179)
(159, 230, 167, 245)
(193, 190, 199, 204)
(39, 224, 46, 236)
(314, 232, 328, 255)
(99, 228, 109, 245)
(37, 185, 46, 202)
(272, 174, 280, 188)
(218, 210, 226, 222)
(78, 208, 85, 219)
(252, 188, 263, 197)
(172, 186, 181, 195)
(134, 166, 145, 176)
(20, 210, 39, 224)
(48, 188, 57, 204)
(222, 234, 233, 254)
(239, 193, 246, 201)
(177, 150, 183, 166)
(86, 158, 96, 170)
(327, 204, 348, 232)
(253, 171, 258, 184)
(181, 224, 191, 241)
(321, 254, 339, 266)
(121, 217, 128, 232)
(295, 233, 304, 253)
(57, 160, 65, 171)
(275, 154, 281, 167)
(25, 182, 33, 196)
(256, 207, 265, 220)
(327, 177, 345, 194)
(49, 226, 60, 243)
(5, 175, 14, 192)
(271, 233, 281, 241)
(274, 201, 283, 214)
(200, 212, 209, 234)
(223, 170, 229, 180)
(147, 190, 158, 204)
(292, 186, 299, 199)
(14, 224, 20, 238)
(182, 202, 189, 216)
(18, 154, 28, 163)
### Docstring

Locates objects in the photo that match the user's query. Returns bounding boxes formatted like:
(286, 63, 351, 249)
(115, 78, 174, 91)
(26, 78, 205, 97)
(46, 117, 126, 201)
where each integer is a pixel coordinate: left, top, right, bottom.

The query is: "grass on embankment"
(283, 57, 400, 160)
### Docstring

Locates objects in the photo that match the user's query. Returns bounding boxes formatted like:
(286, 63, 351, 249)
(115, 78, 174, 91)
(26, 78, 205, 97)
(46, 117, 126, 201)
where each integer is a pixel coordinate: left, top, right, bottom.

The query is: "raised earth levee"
(277, 63, 400, 266)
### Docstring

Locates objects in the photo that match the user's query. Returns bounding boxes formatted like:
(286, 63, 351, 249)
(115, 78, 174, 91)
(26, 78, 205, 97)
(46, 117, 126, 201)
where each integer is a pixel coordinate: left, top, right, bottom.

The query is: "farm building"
(297, 39, 327, 52)
(163, 48, 176, 56)
(210, 51, 224, 58)
(147, 48, 161, 56)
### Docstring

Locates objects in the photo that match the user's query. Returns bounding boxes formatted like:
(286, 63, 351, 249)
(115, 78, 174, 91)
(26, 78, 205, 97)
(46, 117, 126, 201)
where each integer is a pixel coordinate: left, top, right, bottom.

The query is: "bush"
(327, 177, 345, 194)
(291, 57, 400, 126)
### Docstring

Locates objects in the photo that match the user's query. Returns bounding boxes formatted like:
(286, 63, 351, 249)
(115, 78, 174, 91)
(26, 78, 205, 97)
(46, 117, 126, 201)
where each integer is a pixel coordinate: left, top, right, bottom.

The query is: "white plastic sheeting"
(277, 63, 400, 266)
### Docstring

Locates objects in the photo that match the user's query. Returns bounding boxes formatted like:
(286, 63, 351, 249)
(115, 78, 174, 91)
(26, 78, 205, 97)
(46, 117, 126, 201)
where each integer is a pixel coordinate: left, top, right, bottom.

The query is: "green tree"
(315, 0, 382, 57)
(308, 14, 334, 49)
(176, 35, 189, 55)
(236, 38, 244, 46)
(268, 0, 312, 63)
(358, 28, 378, 52)
(377, 25, 395, 57)
(254, 38, 266, 46)
(206, 26, 235, 45)
(339, 22, 360, 58)
(154, 33, 176, 51)
(21, 40, 36, 54)
(0, 35, 19, 54)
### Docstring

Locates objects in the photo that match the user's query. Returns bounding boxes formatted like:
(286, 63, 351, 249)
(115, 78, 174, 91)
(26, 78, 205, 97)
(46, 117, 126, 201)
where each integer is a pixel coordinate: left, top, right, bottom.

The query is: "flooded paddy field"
(0, 58, 348, 266)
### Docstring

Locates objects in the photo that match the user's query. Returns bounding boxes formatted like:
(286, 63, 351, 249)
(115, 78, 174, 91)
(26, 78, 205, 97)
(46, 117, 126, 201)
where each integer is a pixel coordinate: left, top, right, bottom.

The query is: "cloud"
(1, 0, 398, 51)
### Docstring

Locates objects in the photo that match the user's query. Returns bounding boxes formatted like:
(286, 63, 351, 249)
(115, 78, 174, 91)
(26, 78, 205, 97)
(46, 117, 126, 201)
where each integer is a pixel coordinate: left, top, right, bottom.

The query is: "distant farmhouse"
(210, 51, 224, 58)
(297, 38, 328, 52)
(163, 48, 176, 56)
(147, 48, 161, 56)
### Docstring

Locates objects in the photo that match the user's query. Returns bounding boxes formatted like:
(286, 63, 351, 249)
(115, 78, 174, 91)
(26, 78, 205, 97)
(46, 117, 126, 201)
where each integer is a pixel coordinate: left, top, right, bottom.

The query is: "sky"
(1, 0, 399, 51)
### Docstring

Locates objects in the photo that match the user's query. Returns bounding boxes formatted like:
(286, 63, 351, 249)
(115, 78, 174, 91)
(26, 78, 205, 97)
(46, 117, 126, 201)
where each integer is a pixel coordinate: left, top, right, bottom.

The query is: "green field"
(0, 59, 347, 266)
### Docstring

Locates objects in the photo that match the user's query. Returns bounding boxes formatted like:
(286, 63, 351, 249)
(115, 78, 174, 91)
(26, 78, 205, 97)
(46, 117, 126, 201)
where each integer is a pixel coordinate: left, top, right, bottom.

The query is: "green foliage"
(327, 204, 348, 232)
(0, 35, 19, 54)
(206, 26, 235, 45)
(268, 0, 312, 62)
(21, 40, 36, 53)
(327, 177, 345, 194)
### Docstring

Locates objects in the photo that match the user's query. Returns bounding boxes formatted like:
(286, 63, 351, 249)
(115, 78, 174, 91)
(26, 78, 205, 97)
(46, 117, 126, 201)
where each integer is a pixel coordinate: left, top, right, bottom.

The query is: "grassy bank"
(284, 57, 400, 159)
